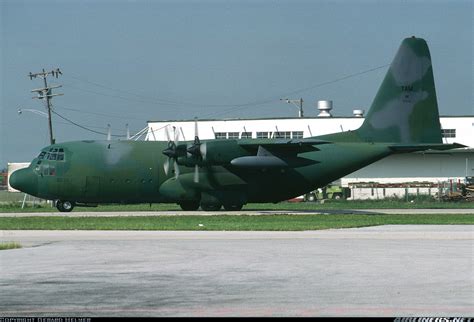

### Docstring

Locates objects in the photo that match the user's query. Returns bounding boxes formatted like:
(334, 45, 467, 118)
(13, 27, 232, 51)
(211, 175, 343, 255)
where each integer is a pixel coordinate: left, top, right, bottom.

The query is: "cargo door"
(84, 176, 100, 199)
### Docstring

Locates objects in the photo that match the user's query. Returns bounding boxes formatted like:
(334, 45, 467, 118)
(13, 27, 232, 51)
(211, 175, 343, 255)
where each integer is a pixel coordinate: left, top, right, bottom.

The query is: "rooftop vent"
(317, 100, 333, 117)
(353, 109, 364, 117)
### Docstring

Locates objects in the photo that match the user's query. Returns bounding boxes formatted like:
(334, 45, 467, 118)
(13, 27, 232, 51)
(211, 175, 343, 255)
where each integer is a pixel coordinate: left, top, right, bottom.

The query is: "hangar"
(145, 102, 474, 200)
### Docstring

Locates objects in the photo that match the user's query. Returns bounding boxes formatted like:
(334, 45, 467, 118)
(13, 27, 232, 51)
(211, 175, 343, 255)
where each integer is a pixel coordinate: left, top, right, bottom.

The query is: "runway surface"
(1, 225, 473, 317)
(2, 207, 474, 217)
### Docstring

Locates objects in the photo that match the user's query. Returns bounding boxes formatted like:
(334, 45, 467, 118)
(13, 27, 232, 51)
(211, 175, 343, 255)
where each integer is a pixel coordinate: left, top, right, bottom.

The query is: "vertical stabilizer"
(358, 37, 442, 144)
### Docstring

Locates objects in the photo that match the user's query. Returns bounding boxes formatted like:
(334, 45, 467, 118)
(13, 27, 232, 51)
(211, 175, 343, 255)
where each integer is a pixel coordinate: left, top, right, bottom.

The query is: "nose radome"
(9, 170, 20, 190)
(9, 168, 37, 195)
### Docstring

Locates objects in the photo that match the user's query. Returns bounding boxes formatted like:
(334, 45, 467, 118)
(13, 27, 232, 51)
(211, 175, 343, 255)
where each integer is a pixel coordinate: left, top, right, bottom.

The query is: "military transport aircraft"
(10, 37, 464, 212)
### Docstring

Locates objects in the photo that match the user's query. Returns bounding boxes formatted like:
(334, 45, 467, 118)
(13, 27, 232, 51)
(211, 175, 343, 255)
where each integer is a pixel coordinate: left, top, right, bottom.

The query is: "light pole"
(280, 98, 304, 118)
(18, 108, 49, 118)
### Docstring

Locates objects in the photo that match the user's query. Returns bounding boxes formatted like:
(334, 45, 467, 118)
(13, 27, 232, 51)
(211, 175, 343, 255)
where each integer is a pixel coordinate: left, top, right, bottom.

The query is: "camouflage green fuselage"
(26, 135, 391, 205)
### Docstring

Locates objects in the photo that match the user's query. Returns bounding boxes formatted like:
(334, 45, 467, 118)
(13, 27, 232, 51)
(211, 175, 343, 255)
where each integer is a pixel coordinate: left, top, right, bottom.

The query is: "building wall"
(146, 116, 474, 147)
(146, 117, 365, 142)
(350, 187, 440, 200)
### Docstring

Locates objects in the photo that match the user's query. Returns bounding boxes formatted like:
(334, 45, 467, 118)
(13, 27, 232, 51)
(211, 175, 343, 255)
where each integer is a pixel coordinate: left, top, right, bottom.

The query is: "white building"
(145, 105, 474, 200)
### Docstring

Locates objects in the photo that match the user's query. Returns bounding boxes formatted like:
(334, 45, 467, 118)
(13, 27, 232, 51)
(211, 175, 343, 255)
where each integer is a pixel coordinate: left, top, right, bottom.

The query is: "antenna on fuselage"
(107, 124, 111, 141)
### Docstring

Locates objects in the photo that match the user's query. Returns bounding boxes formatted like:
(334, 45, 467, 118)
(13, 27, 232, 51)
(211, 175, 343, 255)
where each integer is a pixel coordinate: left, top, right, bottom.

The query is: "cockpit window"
(43, 147, 65, 162)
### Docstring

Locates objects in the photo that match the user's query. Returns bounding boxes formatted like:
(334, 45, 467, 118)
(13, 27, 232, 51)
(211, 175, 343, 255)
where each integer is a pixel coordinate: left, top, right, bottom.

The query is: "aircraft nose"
(9, 168, 38, 195)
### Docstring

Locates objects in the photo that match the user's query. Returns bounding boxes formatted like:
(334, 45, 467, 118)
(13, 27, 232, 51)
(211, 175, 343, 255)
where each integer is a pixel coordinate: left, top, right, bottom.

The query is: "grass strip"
(0, 214, 472, 231)
(0, 241, 22, 250)
(1, 200, 474, 213)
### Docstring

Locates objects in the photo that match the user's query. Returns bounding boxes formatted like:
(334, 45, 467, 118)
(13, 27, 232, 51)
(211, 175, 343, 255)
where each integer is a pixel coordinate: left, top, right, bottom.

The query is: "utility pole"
(29, 68, 63, 145)
(281, 98, 304, 118)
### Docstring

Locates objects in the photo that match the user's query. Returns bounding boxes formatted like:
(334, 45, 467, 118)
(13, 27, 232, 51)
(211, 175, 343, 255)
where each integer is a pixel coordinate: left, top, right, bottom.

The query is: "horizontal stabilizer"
(389, 143, 466, 153)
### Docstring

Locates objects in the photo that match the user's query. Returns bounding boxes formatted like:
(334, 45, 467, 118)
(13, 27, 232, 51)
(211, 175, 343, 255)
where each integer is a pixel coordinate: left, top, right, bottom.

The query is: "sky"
(1, 0, 473, 167)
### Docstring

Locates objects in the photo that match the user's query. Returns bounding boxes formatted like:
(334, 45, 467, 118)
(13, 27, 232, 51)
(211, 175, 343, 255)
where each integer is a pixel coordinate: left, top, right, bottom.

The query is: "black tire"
(201, 203, 222, 211)
(57, 200, 75, 212)
(56, 200, 64, 212)
(223, 204, 243, 211)
(179, 201, 200, 211)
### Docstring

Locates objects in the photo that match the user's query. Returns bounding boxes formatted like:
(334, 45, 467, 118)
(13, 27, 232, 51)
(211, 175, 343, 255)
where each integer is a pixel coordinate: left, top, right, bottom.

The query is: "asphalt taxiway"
(2, 207, 474, 217)
(1, 225, 473, 317)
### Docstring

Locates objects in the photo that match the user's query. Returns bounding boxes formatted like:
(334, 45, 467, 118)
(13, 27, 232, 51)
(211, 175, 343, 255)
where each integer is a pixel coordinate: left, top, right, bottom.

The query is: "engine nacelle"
(177, 140, 249, 167)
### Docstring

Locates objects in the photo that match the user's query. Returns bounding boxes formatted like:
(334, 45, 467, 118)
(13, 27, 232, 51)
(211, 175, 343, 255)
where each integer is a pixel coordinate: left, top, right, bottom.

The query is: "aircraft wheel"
(56, 200, 75, 212)
(200, 203, 222, 211)
(56, 200, 64, 212)
(223, 204, 243, 211)
(179, 201, 200, 211)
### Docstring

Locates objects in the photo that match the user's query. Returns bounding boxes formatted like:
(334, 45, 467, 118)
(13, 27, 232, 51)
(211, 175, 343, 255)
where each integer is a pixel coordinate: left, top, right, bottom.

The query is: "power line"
(54, 104, 144, 121)
(202, 63, 390, 118)
(63, 83, 180, 107)
(63, 63, 389, 111)
(51, 110, 126, 137)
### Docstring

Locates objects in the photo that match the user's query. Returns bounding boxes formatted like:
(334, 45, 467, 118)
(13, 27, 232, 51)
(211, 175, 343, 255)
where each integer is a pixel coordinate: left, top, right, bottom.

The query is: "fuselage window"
(38, 151, 46, 160)
(42, 164, 49, 176)
(49, 165, 56, 176)
(58, 148, 65, 161)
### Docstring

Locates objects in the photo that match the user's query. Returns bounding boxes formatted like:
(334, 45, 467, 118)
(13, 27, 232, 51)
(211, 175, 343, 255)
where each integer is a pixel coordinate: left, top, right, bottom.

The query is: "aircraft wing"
(229, 139, 332, 168)
(238, 138, 332, 154)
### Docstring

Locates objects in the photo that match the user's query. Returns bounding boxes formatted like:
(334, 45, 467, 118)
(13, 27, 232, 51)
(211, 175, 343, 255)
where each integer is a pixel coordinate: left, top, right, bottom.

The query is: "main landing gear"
(179, 201, 200, 211)
(56, 200, 75, 212)
(178, 201, 243, 211)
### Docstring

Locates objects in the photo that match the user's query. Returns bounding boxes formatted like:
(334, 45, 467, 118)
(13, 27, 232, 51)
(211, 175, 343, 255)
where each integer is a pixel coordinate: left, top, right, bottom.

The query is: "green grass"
(0, 241, 22, 250)
(0, 214, 472, 231)
(1, 199, 473, 213)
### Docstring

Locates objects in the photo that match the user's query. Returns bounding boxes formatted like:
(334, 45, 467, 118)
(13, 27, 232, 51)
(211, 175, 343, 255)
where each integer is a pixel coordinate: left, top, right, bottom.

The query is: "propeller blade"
(164, 158, 170, 175)
(194, 164, 199, 183)
(165, 126, 171, 142)
(194, 117, 199, 139)
(173, 126, 179, 144)
(200, 142, 207, 161)
(173, 160, 180, 179)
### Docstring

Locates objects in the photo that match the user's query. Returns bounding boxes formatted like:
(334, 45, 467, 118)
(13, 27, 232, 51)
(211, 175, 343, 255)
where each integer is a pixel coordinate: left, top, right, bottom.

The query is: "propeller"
(162, 126, 180, 179)
(186, 117, 206, 183)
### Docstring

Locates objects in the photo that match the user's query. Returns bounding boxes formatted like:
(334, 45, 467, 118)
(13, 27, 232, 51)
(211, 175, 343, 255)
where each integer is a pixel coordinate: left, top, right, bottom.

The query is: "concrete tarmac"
(1, 225, 473, 317)
(2, 207, 474, 217)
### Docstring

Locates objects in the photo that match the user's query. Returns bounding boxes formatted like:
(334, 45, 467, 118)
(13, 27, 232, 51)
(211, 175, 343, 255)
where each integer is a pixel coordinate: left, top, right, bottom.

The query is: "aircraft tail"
(357, 37, 442, 144)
